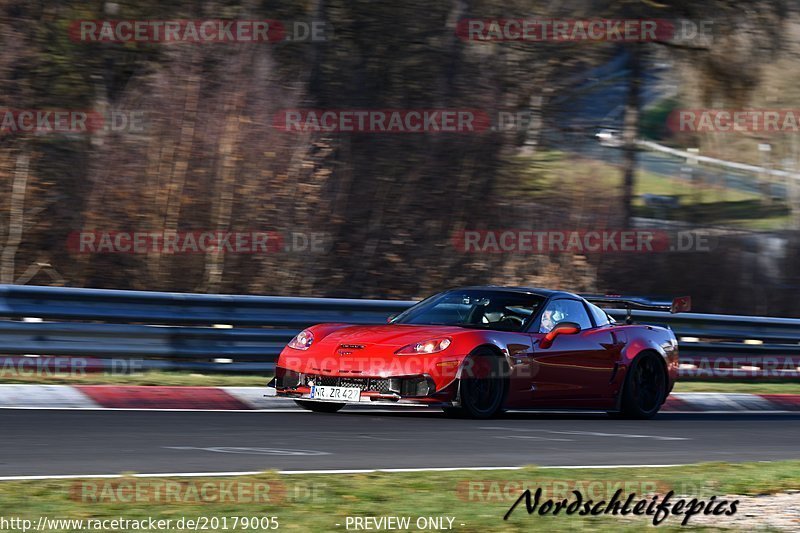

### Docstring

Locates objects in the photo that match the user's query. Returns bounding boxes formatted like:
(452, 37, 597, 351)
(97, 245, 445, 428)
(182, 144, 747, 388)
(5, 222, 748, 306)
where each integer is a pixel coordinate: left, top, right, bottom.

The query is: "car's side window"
(539, 299, 593, 333)
(587, 302, 610, 327)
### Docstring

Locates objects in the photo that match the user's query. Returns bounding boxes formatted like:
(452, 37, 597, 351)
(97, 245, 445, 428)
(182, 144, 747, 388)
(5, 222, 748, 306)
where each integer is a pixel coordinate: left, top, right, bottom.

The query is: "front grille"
(313, 375, 340, 387)
(306, 374, 392, 394)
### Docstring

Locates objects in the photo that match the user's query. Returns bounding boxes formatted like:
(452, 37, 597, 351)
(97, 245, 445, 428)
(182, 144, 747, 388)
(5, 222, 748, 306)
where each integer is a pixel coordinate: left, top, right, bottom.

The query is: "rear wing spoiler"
(581, 294, 691, 324)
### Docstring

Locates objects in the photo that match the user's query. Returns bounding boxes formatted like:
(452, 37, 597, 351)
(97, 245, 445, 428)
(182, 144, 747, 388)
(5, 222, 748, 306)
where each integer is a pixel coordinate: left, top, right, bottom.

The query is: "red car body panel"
(270, 289, 680, 412)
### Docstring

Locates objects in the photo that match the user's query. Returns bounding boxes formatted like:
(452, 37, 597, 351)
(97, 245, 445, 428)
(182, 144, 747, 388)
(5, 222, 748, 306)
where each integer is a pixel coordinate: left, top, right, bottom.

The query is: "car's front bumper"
(266, 373, 458, 407)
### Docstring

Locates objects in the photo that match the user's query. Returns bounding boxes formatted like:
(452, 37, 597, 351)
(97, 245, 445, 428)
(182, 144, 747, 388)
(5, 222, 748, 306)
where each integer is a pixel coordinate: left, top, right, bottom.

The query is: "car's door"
(524, 298, 622, 407)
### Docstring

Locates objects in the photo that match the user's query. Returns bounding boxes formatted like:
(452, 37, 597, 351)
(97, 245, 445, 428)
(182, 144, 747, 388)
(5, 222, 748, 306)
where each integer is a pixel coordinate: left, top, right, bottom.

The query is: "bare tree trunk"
(621, 45, 642, 225)
(152, 61, 201, 286)
(144, 126, 178, 285)
(203, 94, 243, 293)
(1, 151, 30, 284)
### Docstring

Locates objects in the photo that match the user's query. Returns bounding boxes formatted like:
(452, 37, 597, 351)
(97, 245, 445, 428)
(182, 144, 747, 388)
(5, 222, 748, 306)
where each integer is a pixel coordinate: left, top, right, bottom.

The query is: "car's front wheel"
(616, 352, 667, 419)
(294, 400, 345, 413)
(445, 349, 507, 419)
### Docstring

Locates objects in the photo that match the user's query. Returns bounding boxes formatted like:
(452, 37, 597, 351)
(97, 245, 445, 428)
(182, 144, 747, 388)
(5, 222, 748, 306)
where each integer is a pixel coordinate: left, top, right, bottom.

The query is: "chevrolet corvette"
(266, 287, 690, 419)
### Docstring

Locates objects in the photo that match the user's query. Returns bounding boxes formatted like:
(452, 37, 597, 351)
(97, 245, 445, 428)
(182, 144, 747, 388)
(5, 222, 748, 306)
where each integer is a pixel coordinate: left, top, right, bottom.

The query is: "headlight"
(287, 329, 314, 350)
(396, 337, 451, 355)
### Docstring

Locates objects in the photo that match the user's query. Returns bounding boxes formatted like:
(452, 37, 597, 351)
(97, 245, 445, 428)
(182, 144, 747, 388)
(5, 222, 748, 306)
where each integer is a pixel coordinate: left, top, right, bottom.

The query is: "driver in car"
(540, 302, 567, 333)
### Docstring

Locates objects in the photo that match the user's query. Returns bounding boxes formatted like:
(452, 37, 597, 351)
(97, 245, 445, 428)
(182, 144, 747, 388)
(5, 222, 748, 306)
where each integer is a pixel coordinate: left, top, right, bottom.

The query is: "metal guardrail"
(0, 285, 413, 326)
(0, 285, 798, 378)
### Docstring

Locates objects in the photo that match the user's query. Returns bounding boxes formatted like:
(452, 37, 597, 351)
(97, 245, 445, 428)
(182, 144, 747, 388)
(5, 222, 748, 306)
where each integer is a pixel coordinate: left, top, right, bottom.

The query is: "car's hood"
(315, 324, 468, 349)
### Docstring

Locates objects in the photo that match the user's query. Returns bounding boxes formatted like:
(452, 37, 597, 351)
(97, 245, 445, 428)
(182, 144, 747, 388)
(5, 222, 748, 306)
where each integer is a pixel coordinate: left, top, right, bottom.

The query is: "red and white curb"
(0, 385, 798, 412)
(0, 385, 279, 411)
(664, 392, 800, 412)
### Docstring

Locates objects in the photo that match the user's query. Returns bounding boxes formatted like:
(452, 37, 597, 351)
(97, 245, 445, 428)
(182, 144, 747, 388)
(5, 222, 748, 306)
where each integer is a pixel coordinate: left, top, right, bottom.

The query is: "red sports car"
(267, 287, 689, 419)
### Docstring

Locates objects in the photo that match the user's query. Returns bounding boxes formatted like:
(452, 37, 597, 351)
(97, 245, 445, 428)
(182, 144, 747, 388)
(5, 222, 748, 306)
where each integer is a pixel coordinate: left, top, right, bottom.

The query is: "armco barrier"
(0, 285, 798, 378)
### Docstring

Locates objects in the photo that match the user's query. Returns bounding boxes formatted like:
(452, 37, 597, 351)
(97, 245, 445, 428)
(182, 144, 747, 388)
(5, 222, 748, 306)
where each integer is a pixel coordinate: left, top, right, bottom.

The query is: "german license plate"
(310, 385, 360, 401)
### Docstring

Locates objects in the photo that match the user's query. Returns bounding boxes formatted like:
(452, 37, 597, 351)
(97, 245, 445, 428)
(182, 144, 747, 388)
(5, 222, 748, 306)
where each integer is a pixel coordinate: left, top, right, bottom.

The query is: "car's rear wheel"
(294, 400, 345, 413)
(615, 352, 667, 419)
(445, 349, 507, 419)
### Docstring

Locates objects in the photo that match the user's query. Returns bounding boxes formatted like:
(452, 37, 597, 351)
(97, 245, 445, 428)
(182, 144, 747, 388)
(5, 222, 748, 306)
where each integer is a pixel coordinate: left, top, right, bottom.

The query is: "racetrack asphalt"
(1, 407, 799, 477)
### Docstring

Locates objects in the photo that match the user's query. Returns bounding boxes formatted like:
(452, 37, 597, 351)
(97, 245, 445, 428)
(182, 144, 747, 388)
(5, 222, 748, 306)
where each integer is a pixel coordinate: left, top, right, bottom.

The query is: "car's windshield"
(391, 290, 544, 332)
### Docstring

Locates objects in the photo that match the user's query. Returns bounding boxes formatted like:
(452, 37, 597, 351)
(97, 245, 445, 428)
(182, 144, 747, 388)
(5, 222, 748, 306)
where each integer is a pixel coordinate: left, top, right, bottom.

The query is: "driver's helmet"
(549, 302, 567, 323)
(541, 301, 568, 332)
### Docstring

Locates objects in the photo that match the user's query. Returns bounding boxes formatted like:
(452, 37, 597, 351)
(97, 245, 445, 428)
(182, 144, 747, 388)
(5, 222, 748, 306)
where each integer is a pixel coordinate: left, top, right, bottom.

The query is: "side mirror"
(387, 313, 397, 323)
(539, 321, 581, 349)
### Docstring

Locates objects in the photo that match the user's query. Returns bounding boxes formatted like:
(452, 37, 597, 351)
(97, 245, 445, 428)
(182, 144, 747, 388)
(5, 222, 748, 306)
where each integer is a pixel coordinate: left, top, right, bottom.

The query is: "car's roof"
(447, 286, 582, 300)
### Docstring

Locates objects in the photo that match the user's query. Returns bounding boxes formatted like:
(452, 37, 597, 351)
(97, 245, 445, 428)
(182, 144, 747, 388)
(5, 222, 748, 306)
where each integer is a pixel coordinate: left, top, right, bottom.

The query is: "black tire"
(294, 400, 345, 413)
(447, 349, 507, 419)
(615, 352, 667, 419)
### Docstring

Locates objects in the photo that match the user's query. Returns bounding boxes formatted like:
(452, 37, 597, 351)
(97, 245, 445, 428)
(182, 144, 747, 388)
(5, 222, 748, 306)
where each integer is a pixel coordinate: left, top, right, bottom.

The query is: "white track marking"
(493, 435, 574, 442)
(0, 406, 795, 414)
(0, 405, 797, 417)
(163, 446, 330, 456)
(667, 410, 792, 414)
(0, 406, 435, 413)
(0, 472, 268, 481)
(0, 464, 691, 481)
(479, 427, 689, 440)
